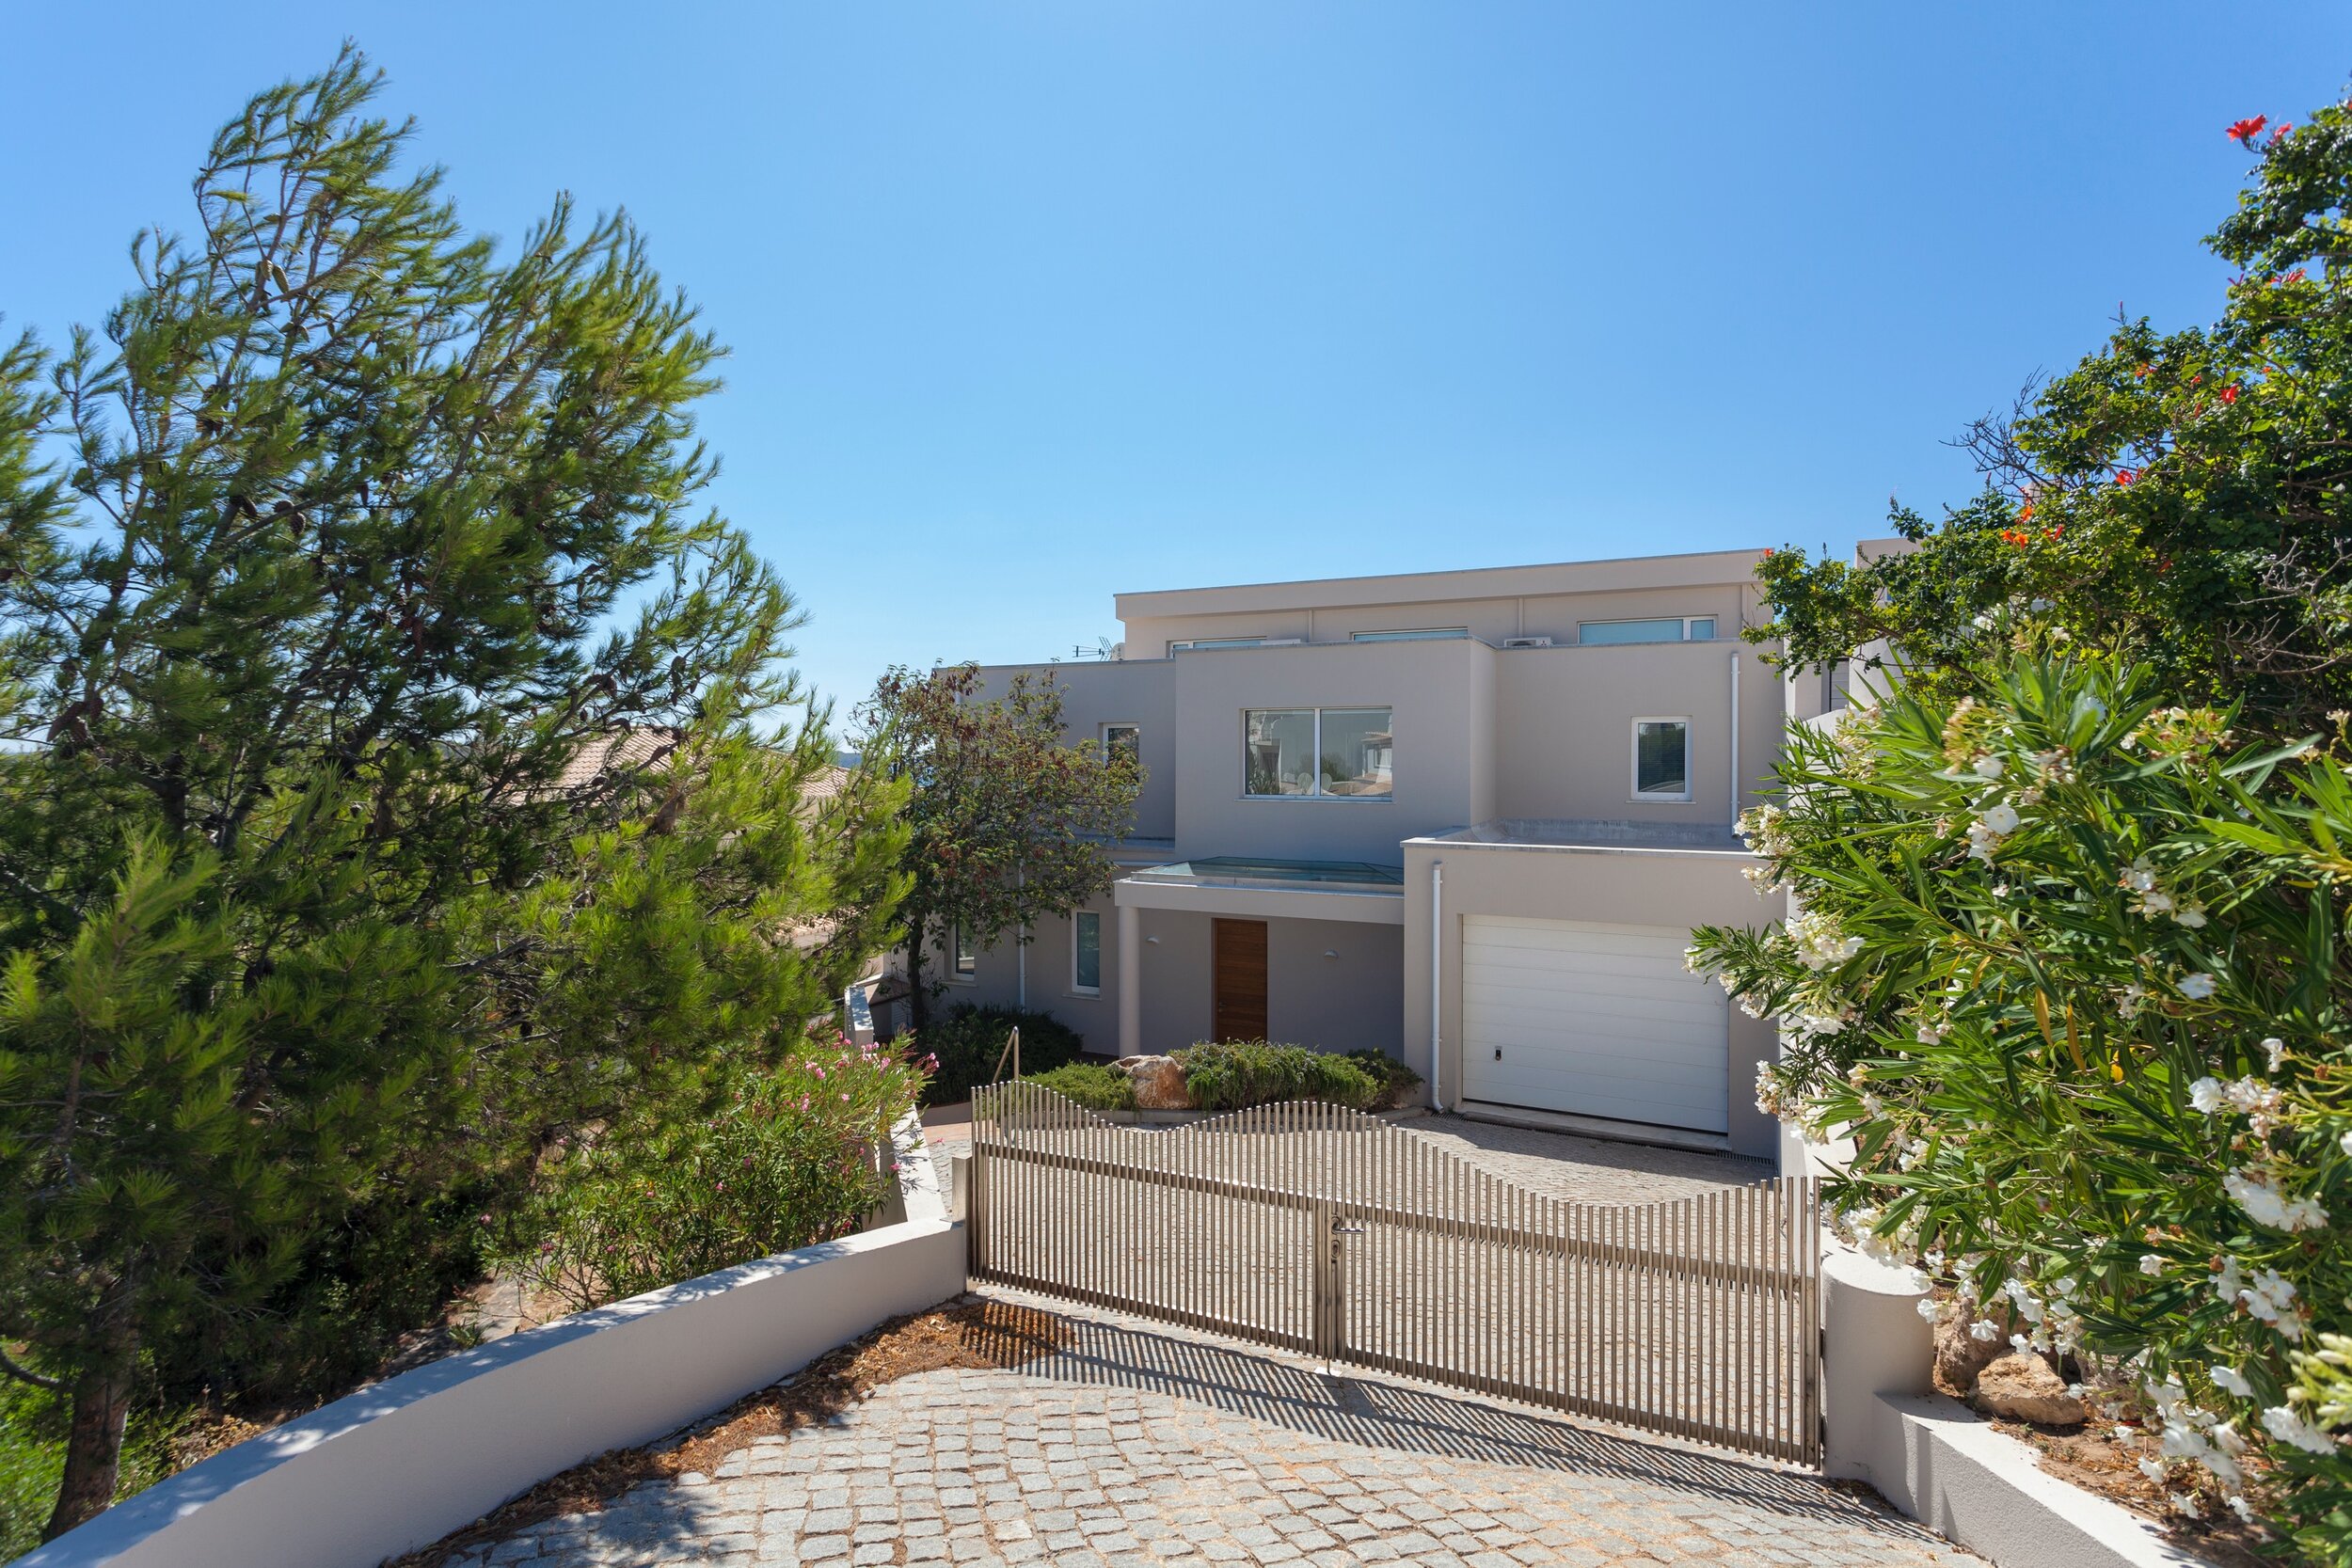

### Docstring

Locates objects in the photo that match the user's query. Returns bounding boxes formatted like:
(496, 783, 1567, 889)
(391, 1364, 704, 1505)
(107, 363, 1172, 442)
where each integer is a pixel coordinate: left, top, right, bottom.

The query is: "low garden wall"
(18, 1150, 962, 1568)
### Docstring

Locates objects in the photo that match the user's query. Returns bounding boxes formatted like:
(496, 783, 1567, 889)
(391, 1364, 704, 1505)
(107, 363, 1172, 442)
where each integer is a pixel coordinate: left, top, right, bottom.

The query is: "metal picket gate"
(967, 1082, 1821, 1466)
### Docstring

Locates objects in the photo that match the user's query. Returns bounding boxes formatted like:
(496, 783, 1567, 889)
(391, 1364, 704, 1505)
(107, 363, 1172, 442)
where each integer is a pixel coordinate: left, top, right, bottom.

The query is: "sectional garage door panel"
(1459, 914, 1729, 1133)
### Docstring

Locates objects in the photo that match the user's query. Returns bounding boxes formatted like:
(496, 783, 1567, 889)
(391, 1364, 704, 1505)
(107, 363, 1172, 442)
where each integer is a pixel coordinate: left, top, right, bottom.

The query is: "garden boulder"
(1112, 1054, 1192, 1111)
(1973, 1353, 2085, 1426)
(1933, 1307, 2017, 1394)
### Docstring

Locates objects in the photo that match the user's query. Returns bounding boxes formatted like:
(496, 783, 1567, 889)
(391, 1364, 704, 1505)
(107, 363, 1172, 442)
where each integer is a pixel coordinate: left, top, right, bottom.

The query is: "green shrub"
(501, 1037, 926, 1311)
(1177, 1040, 1382, 1113)
(1023, 1062, 1136, 1114)
(914, 1005, 1084, 1106)
(1690, 652, 2352, 1551)
(1343, 1050, 1423, 1111)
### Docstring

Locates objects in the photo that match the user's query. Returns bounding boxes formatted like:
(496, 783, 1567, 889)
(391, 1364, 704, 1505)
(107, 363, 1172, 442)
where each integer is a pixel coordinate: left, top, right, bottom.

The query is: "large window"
(1072, 911, 1102, 994)
(1245, 707, 1393, 800)
(1632, 718, 1692, 801)
(1579, 616, 1718, 645)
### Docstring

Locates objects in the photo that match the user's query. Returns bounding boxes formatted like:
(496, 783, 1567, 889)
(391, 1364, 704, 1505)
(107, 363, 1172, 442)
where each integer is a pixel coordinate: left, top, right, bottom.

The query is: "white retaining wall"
(1821, 1246, 2206, 1568)
(15, 1216, 966, 1568)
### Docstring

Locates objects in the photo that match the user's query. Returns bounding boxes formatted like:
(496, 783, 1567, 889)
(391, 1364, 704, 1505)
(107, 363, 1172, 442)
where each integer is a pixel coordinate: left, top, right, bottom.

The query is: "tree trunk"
(42, 1331, 135, 1542)
(904, 919, 929, 1037)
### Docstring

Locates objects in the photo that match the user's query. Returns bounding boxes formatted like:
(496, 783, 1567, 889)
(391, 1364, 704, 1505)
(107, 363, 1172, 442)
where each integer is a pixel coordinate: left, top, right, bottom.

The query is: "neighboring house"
(933, 547, 1854, 1162)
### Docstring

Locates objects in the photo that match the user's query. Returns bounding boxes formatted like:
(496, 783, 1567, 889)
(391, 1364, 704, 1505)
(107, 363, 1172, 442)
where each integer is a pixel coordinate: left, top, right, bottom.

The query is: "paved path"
(445, 1302, 1976, 1568)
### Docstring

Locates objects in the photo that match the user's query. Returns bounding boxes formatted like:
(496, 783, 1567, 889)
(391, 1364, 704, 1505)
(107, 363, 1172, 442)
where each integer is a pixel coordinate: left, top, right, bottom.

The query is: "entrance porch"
(1111, 857, 1406, 1058)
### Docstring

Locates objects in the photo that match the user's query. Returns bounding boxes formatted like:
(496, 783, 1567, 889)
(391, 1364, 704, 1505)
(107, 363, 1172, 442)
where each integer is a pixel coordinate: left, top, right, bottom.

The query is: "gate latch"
(1331, 1221, 1367, 1236)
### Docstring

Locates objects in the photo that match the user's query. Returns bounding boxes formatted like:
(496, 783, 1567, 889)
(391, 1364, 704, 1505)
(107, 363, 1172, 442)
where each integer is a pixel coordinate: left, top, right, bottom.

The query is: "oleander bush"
(1177, 1040, 1384, 1114)
(917, 1005, 1085, 1106)
(1689, 649, 2352, 1555)
(503, 1037, 928, 1311)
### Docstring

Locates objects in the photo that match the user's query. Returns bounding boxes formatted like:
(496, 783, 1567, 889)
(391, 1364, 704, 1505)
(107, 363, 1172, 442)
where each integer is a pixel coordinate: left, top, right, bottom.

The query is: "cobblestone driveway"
(446, 1302, 1976, 1568)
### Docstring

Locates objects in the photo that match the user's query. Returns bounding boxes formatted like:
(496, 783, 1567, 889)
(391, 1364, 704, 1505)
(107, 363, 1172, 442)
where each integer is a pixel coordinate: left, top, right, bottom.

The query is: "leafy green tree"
(0, 50, 903, 1539)
(855, 664, 1139, 1034)
(1755, 100, 2352, 736)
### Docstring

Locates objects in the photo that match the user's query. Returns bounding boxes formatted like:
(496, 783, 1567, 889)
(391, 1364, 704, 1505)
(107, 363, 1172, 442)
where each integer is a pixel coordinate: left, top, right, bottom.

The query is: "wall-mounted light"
(1145, 936, 1160, 945)
(1324, 949, 1339, 959)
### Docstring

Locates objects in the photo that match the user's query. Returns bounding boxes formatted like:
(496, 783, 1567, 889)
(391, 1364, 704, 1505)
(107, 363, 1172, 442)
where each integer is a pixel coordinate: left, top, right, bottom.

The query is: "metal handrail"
(989, 1024, 1021, 1085)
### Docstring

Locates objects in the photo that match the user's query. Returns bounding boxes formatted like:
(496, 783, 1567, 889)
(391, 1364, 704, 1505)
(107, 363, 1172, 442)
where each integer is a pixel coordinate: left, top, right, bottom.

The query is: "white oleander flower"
(2263, 1037, 2286, 1072)
(1968, 1319, 2000, 1343)
(1981, 802, 2020, 834)
(1973, 754, 2005, 780)
(2010, 1333, 2035, 1355)
(2225, 1169, 2328, 1232)
(2174, 903, 2207, 928)
(1916, 1297, 1943, 1322)
(2178, 973, 2218, 1001)
(2342, 1129, 2352, 1158)
(2189, 1078, 2226, 1114)
(2262, 1404, 2339, 1455)
(2239, 1269, 2304, 1340)
(2138, 1457, 2167, 1481)
(2209, 1365, 2252, 1398)
(2169, 1492, 2202, 1520)
(2139, 1254, 2166, 1276)
(2227, 1495, 2254, 1524)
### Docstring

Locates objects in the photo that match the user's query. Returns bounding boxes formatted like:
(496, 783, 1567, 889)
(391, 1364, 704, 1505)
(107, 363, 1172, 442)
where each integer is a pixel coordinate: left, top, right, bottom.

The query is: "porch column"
(1117, 900, 1141, 1058)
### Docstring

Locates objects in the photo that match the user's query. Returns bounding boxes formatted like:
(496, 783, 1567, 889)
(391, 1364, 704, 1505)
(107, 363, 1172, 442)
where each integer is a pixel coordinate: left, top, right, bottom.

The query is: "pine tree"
(0, 49, 905, 1538)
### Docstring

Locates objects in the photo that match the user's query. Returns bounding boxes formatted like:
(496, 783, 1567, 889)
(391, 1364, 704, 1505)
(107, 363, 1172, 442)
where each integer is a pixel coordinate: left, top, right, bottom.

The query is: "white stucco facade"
(920, 546, 1833, 1162)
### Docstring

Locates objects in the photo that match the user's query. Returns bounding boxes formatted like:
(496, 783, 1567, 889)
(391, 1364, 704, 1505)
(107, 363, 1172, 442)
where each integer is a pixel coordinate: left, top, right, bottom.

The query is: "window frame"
(1101, 721, 1141, 762)
(1168, 636, 1270, 654)
(1242, 705, 1395, 801)
(1071, 910, 1103, 996)
(1577, 615, 1719, 645)
(947, 922, 977, 981)
(1348, 627, 1470, 643)
(1629, 715, 1694, 803)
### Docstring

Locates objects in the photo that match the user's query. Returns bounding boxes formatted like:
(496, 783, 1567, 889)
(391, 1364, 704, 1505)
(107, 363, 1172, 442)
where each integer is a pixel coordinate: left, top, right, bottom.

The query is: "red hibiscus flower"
(2219, 385, 2240, 404)
(2227, 115, 2268, 144)
(2018, 499, 2036, 524)
(2270, 122, 2293, 144)
(2116, 469, 2137, 486)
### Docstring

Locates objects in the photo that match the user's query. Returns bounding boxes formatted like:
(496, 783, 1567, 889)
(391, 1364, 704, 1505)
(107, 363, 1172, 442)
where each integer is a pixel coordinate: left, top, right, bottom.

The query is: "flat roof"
(1114, 546, 1770, 621)
(1129, 855, 1406, 889)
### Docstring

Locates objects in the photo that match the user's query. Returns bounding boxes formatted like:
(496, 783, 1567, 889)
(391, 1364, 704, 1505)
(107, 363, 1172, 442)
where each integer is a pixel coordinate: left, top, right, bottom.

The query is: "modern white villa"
(921, 547, 1856, 1164)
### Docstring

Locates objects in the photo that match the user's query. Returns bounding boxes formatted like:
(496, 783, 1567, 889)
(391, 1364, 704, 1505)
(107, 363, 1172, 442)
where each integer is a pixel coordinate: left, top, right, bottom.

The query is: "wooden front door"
(1212, 919, 1268, 1041)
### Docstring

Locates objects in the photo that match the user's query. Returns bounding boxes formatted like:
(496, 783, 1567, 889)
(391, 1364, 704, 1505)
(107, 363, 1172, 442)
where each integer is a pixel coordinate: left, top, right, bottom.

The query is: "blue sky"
(4, 5, 2345, 722)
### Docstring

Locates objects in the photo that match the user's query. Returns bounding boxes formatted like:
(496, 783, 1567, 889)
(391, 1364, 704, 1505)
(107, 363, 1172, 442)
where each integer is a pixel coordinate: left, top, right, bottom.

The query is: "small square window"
(1102, 722, 1140, 762)
(1073, 911, 1102, 994)
(1632, 719, 1691, 800)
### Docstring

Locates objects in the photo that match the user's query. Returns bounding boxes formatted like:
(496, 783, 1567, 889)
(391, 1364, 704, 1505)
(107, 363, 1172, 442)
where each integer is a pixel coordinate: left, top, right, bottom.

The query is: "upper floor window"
(1632, 718, 1692, 801)
(1170, 637, 1272, 653)
(1102, 722, 1140, 762)
(950, 924, 977, 977)
(1245, 707, 1393, 800)
(1579, 616, 1717, 645)
(1350, 627, 1470, 643)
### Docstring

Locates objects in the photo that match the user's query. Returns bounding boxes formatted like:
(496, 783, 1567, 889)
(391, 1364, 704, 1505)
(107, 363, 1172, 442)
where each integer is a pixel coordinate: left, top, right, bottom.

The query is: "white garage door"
(1459, 914, 1728, 1133)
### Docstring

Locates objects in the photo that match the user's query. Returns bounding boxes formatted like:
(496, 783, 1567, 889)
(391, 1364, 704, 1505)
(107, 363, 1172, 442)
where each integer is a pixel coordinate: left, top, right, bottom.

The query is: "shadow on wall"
(999, 1313, 1943, 1544)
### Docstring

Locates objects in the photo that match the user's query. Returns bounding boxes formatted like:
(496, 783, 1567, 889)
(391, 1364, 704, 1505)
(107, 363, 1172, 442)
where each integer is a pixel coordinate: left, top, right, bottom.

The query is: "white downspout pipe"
(1728, 652, 1741, 829)
(1429, 860, 1445, 1113)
